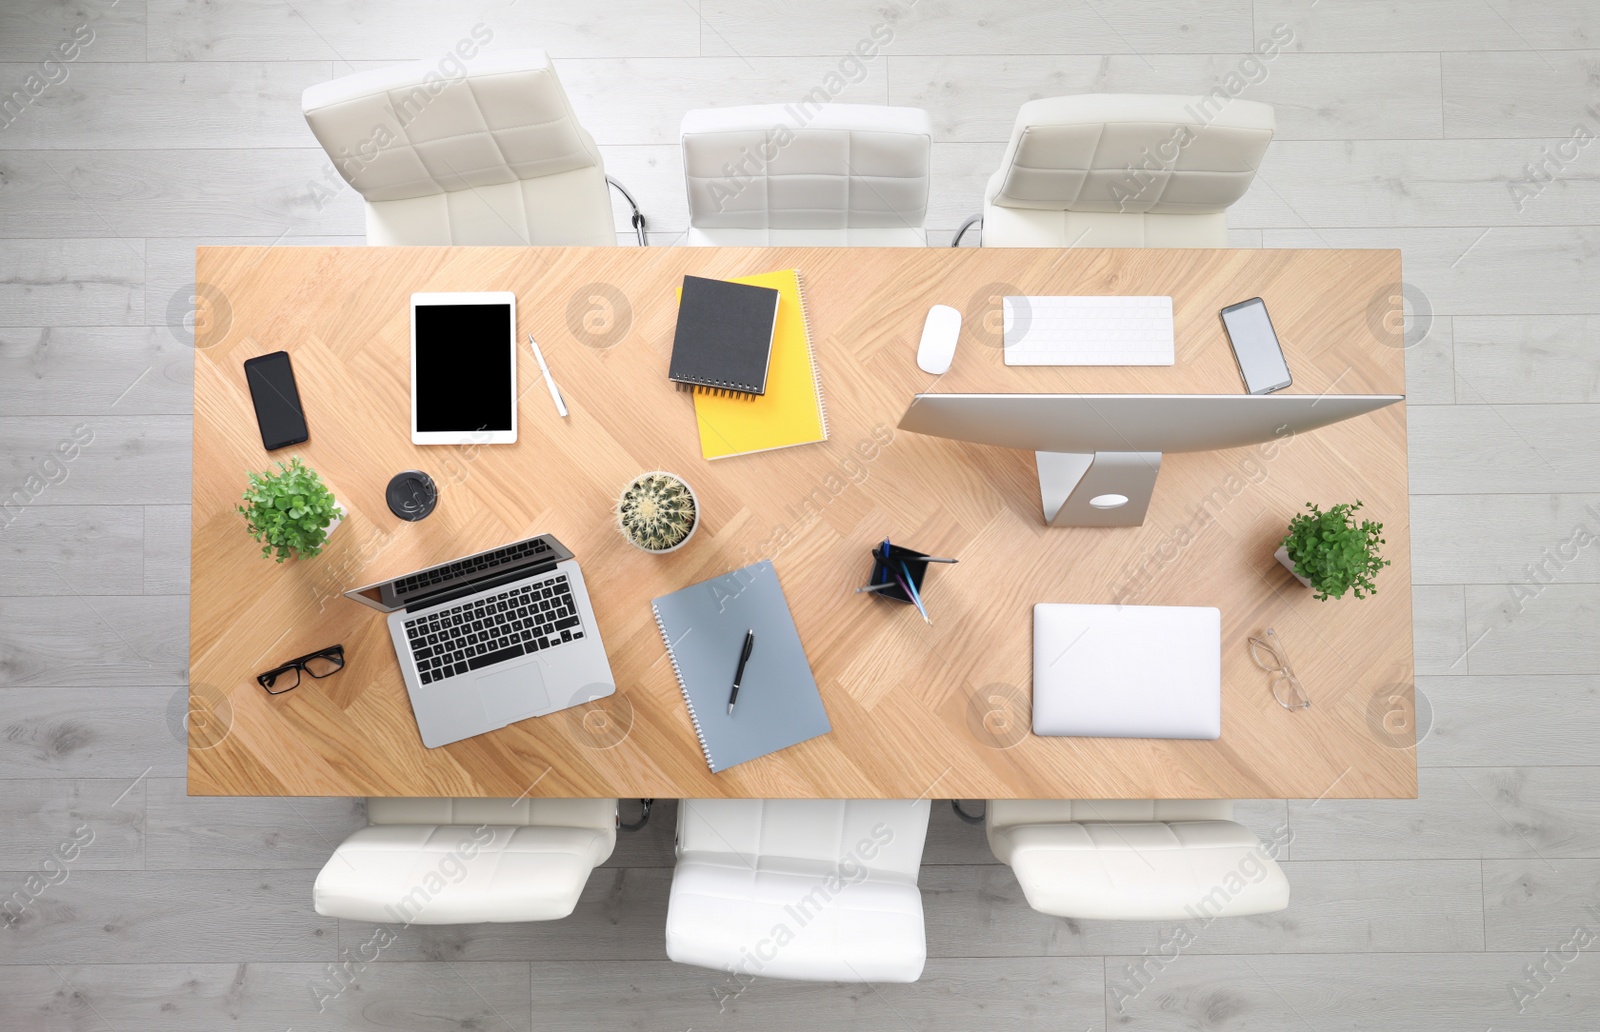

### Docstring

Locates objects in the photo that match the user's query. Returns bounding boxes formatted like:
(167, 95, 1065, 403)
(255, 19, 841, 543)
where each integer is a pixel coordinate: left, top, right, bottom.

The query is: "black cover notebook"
(669, 275, 781, 396)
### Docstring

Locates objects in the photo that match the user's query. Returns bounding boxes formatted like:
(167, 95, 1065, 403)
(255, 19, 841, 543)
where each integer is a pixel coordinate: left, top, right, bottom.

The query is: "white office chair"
(982, 799, 1289, 920)
(680, 104, 933, 246)
(963, 94, 1274, 248)
(301, 49, 640, 246)
(665, 799, 931, 982)
(313, 797, 618, 924)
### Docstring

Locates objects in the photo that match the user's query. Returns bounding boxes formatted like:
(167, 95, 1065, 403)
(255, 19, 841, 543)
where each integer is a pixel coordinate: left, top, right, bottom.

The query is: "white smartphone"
(1220, 297, 1292, 395)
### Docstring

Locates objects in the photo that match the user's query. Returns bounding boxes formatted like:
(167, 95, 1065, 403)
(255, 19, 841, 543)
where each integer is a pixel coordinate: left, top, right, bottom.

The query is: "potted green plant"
(616, 471, 698, 553)
(237, 457, 343, 562)
(1276, 501, 1389, 601)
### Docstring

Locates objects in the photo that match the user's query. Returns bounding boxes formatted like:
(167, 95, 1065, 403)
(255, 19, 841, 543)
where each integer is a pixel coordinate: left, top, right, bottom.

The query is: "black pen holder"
(867, 543, 930, 604)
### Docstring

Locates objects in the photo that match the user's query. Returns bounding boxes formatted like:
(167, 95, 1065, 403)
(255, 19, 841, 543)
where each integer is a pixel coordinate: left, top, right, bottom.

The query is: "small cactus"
(617, 472, 697, 552)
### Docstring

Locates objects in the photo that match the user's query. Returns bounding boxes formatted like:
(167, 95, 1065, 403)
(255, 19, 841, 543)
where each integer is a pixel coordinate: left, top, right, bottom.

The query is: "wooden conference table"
(188, 245, 1415, 801)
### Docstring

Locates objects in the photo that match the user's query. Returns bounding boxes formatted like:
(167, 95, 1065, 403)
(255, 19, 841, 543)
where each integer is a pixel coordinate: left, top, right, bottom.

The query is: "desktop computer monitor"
(897, 393, 1404, 527)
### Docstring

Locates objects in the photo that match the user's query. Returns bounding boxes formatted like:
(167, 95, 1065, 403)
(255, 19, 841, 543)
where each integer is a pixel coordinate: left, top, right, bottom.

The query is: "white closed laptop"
(1032, 603, 1220, 739)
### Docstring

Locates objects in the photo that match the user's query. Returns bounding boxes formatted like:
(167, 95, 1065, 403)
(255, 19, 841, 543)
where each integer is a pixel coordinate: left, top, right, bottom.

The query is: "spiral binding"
(676, 382, 757, 399)
(793, 269, 829, 440)
(653, 602, 716, 771)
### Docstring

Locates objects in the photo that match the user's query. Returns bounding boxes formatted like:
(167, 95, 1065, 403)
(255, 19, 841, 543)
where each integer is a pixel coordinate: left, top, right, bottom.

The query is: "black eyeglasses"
(257, 644, 345, 694)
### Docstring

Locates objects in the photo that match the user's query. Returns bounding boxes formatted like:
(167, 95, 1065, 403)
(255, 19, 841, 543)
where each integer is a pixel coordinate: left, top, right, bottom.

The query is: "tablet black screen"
(415, 303, 513, 432)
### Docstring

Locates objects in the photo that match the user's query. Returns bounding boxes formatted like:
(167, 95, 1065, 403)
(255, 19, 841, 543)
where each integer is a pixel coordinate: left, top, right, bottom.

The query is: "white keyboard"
(1003, 295, 1175, 366)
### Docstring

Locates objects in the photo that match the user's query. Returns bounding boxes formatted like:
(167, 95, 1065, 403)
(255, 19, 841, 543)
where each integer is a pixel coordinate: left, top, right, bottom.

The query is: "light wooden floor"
(2, 1, 1598, 1029)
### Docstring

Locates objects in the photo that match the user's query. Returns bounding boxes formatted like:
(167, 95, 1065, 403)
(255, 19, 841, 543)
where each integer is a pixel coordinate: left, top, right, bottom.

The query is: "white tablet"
(410, 291, 517, 445)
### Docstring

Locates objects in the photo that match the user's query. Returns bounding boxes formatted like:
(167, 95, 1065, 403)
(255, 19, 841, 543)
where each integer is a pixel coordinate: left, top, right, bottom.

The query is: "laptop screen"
(344, 534, 570, 613)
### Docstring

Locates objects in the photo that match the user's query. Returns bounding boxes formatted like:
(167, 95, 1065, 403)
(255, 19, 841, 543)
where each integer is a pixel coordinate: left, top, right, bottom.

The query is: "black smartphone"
(243, 351, 310, 450)
(1219, 297, 1293, 394)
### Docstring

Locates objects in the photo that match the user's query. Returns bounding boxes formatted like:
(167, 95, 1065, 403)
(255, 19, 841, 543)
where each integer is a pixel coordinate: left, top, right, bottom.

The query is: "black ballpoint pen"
(727, 629, 755, 715)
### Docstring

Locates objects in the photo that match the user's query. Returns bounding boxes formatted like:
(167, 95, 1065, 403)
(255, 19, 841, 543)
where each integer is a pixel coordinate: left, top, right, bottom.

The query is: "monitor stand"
(1036, 451, 1162, 528)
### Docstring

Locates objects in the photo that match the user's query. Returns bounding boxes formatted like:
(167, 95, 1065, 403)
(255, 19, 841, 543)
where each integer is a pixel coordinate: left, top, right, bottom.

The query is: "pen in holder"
(864, 541, 931, 605)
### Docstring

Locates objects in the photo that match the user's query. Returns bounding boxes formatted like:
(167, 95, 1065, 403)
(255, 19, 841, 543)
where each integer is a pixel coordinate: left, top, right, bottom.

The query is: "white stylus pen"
(527, 333, 568, 418)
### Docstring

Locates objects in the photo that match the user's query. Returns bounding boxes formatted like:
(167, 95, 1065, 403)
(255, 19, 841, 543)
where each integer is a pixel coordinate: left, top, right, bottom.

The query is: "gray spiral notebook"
(669, 275, 780, 396)
(651, 560, 831, 773)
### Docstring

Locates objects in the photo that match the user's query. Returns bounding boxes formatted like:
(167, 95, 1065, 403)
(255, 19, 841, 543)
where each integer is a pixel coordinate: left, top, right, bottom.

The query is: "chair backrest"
(680, 104, 932, 244)
(986, 94, 1274, 215)
(314, 798, 620, 924)
(367, 796, 615, 834)
(677, 798, 930, 879)
(302, 49, 614, 245)
(303, 49, 600, 204)
(986, 798, 1234, 840)
(984, 798, 1288, 920)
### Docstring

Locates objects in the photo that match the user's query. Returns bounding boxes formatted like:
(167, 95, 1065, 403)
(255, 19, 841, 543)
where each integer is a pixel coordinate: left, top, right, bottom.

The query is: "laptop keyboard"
(404, 573, 583, 685)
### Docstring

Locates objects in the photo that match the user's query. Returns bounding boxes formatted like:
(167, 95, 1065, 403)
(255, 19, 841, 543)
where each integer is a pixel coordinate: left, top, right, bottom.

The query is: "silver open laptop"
(346, 534, 615, 748)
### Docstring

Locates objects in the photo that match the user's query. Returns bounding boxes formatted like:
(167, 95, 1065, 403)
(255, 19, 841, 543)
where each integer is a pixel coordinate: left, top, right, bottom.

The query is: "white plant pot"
(1274, 545, 1313, 588)
(274, 501, 342, 560)
(323, 504, 343, 541)
(618, 473, 698, 553)
(284, 503, 342, 560)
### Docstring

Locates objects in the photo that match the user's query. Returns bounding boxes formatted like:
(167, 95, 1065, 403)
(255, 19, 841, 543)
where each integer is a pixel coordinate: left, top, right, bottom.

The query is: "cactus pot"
(616, 471, 699, 553)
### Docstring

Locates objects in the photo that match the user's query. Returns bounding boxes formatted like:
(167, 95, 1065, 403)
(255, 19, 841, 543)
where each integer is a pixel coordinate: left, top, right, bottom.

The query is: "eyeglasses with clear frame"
(257, 644, 345, 695)
(1248, 628, 1310, 710)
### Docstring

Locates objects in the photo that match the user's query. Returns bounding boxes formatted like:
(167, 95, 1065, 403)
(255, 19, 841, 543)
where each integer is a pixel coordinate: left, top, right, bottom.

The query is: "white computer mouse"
(917, 304, 962, 374)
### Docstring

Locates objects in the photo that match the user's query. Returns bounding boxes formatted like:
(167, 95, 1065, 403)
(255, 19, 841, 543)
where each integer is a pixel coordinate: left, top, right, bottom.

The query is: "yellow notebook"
(687, 269, 828, 460)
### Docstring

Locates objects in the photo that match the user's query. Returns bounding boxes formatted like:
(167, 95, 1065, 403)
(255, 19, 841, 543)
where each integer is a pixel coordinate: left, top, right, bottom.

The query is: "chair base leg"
(952, 213, 982, 247)
(619, 798, 653, 831)
(607, 176, 648, 246)
(950, 799, 985, 825)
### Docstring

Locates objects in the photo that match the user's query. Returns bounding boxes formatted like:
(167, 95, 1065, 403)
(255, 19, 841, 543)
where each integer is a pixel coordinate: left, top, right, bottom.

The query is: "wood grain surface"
(188, 245, 1413, 799)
